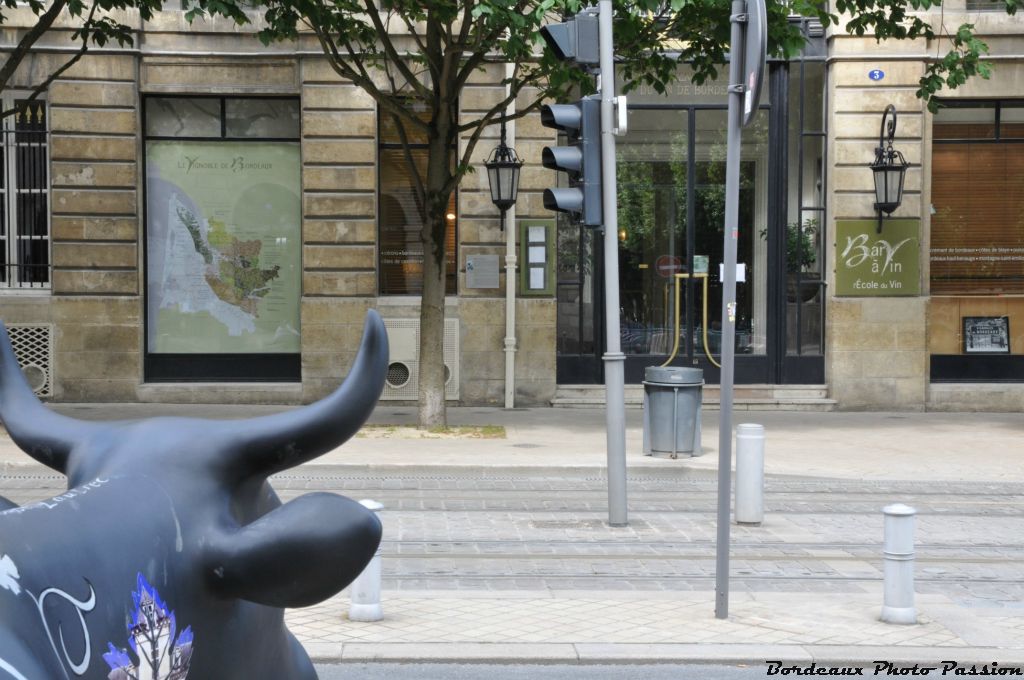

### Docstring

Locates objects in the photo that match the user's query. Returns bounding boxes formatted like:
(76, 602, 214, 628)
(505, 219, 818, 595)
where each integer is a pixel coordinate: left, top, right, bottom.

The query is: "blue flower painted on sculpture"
(103, 573, 194, 680)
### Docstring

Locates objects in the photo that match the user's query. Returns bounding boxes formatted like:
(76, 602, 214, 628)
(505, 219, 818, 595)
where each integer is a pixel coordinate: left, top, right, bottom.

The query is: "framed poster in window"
(963, 316, 1010, 354)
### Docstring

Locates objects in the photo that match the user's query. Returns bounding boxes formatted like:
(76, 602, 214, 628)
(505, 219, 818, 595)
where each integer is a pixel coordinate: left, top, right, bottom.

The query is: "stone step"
(551, 384, 836, 411)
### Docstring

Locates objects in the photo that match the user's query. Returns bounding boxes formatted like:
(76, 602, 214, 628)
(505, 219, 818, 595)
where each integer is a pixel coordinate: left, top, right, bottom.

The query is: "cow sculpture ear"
(204, 493, 382, 608)
(0, 322, 103, 473)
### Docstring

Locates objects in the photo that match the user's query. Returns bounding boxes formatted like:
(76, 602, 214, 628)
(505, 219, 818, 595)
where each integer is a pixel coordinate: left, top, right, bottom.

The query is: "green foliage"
(761, 218, 819, 272)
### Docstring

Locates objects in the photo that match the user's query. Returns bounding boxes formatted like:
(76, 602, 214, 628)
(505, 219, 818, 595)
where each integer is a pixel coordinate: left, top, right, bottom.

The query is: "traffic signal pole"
(598, 0, 627, 527)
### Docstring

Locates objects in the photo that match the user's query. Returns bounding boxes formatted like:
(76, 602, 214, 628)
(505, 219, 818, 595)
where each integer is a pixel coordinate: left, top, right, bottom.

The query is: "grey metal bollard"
(734, 423, 765, 525)
(348, 499, 384, 622)
(881, 503, 917, 625)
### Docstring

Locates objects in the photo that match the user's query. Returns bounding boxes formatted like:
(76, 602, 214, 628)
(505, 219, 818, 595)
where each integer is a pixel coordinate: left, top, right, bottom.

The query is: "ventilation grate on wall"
(381, 318, 459, 401)
(7, 323, 53, 397)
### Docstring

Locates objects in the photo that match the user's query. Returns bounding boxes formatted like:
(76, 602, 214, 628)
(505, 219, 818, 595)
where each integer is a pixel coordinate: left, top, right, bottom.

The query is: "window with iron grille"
(965, 0, 1004, 10)
(0, 98, 50, 290)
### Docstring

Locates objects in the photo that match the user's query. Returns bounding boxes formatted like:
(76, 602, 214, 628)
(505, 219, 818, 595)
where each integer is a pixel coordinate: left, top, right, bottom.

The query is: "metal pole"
(503, 65, 519, 410)
(715, 0, 747, 619)
(734, 423, 765, 525)
(881, 503, 917, 624)
(349, 499, 384, 622)
(599, 0, 627, 527)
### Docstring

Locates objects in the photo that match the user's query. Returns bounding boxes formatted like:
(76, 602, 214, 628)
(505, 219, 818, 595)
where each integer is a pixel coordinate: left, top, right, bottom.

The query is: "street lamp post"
(870, 104, 909, 233)
(484, 121, 524, 231)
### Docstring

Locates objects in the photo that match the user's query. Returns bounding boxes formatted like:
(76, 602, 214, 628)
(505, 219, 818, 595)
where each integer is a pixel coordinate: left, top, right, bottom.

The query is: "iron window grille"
(0, 98, 50, 290)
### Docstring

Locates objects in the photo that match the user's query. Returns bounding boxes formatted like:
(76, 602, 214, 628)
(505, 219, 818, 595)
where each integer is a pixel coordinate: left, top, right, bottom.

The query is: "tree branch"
(0, 0, 70, 98)
(360, 0, 431, 98)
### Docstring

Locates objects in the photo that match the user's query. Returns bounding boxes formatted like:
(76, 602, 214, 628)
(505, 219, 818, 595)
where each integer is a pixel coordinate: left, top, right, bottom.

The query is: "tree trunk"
(416, 132, 454, 429)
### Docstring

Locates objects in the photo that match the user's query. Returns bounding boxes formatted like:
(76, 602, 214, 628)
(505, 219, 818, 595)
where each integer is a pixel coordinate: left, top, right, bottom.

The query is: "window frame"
(142, 94, 302, 382)
(0, 95, 51, 292)
(376, 101, 458, 296)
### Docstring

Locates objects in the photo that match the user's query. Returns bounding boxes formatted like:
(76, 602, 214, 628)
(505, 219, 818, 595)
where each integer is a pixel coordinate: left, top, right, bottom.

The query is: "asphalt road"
(313, 663, 769, 679)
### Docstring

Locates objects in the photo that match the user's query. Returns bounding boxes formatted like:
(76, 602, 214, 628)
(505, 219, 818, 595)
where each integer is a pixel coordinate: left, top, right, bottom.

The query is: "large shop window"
(144, 96, 301, 381)
(0, 99, 49, 290)
(378, 102, 457, 295)
(930, 99, 1024, 381)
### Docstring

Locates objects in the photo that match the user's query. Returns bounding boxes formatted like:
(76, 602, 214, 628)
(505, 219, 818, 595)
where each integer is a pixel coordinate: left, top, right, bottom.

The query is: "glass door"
(615, 107, 769, 382)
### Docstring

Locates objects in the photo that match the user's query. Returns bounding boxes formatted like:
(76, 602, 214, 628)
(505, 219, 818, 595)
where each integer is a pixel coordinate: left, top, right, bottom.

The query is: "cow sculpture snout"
(0, 311, 389, 680)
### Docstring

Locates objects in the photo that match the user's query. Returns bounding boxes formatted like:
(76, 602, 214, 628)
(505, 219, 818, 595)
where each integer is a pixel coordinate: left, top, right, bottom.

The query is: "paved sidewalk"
(3, 404, 1023, 482)
(2, 404, 1024, 668)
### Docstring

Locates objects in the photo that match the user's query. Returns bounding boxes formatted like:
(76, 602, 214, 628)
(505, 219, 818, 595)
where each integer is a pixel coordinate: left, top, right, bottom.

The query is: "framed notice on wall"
(518, 219, 555, 296)
(963, 316, 1010, 354)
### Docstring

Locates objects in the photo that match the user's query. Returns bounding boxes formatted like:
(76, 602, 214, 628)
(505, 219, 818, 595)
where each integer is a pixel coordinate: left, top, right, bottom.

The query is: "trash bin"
(642, 366, 703, 458)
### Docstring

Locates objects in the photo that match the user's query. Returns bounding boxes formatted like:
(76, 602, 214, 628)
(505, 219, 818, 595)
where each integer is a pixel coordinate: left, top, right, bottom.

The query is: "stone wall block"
(833, 89, 924, 118)
(52, 270, 138, 295)
(302, 110, 375, 137)
(832, 192, 921, 219)
(461, 321, 504, 351)
(460, 350, 504, 380)
(303, 139, 375, 164)
(460, 87, 505, 112)
(50, 108, 137, 135)
(302, 85, 376, 110)
(832, 166, 921, 193)
(59, 379, 138, 402)
(58, 323, 139, 352)
(832, 62, 924, 86)
(52, 189, 136, 216)
(53, 243, 137, 269)
(303, 271, 376, 296)
(51, 163, 138, 189)
(303, 244, 375, 270)
(55, 350, 139, 380)
(834, 112, 923, 140)
(51, 136, 137, 162)
(142, 61, 298, 90)
(300, 297, 374, 325)
(834, 139, 922, 165)
(51, 217, 138, 241)
(53, 297, 140, 323)
(303, 166, 376, 192)
(516, 298, 556, 325)
(49, 81, 136, 108)
(303, 193, 375, 219)
(304, 219, 376, 244)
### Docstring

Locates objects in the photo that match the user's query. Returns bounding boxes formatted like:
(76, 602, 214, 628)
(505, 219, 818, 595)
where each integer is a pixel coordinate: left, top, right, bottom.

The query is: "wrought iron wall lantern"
(869, 104, 909, 233)
(484, 120, 524, 230)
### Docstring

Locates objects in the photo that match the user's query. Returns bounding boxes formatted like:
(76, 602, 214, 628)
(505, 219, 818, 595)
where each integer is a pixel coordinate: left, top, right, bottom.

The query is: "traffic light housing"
(538, 8, 599, 66)
(540, 95, 603, 227)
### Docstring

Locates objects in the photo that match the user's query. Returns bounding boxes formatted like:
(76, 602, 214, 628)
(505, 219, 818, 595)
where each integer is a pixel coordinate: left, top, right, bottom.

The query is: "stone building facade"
(0, 4, 1022, 411)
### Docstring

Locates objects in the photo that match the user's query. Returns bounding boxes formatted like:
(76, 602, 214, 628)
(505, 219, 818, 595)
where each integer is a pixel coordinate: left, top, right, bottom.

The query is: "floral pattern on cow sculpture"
(104, 574, 194, 680)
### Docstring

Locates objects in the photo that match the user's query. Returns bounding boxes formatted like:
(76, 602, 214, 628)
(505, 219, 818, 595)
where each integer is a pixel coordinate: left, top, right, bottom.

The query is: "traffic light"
(540, 95, 602, 227)
(539, 8, 599, 66)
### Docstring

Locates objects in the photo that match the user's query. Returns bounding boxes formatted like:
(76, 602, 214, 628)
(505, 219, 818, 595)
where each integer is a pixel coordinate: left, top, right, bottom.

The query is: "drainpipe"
(504, 62, 518, 409)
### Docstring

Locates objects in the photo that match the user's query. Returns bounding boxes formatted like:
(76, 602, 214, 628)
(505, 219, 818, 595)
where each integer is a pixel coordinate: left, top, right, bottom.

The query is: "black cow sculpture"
(0, 311, 389, 680)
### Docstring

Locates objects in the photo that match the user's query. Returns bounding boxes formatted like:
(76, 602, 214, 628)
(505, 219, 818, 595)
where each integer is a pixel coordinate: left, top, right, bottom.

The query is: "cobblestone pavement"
(3, 407, 1024, 666)
(275, 470, 1024, 663)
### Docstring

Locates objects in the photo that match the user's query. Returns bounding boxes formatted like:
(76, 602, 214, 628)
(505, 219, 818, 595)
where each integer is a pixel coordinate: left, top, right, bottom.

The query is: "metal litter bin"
(642, 366, 703, 458)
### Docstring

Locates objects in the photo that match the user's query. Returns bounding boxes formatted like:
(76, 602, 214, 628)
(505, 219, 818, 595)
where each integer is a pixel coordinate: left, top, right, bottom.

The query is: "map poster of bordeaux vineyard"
(146, 141, 301, 354)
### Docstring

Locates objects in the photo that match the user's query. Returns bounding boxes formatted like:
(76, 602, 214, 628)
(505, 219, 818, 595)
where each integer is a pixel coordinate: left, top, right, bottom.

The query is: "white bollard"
(348, 499, 384, 622)
(881, 503, 917, 625)
(734, 423, 765, 525)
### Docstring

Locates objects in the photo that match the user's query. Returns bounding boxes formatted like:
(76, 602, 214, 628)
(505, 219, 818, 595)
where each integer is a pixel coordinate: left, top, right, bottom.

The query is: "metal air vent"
(7, 323, 53, 397)
(381, 318, 460, 401)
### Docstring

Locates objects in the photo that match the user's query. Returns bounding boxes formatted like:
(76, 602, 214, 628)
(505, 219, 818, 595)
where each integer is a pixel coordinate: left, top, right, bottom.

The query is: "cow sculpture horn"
(216, 309, 389, 478)
(0, 323, 106, 473)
